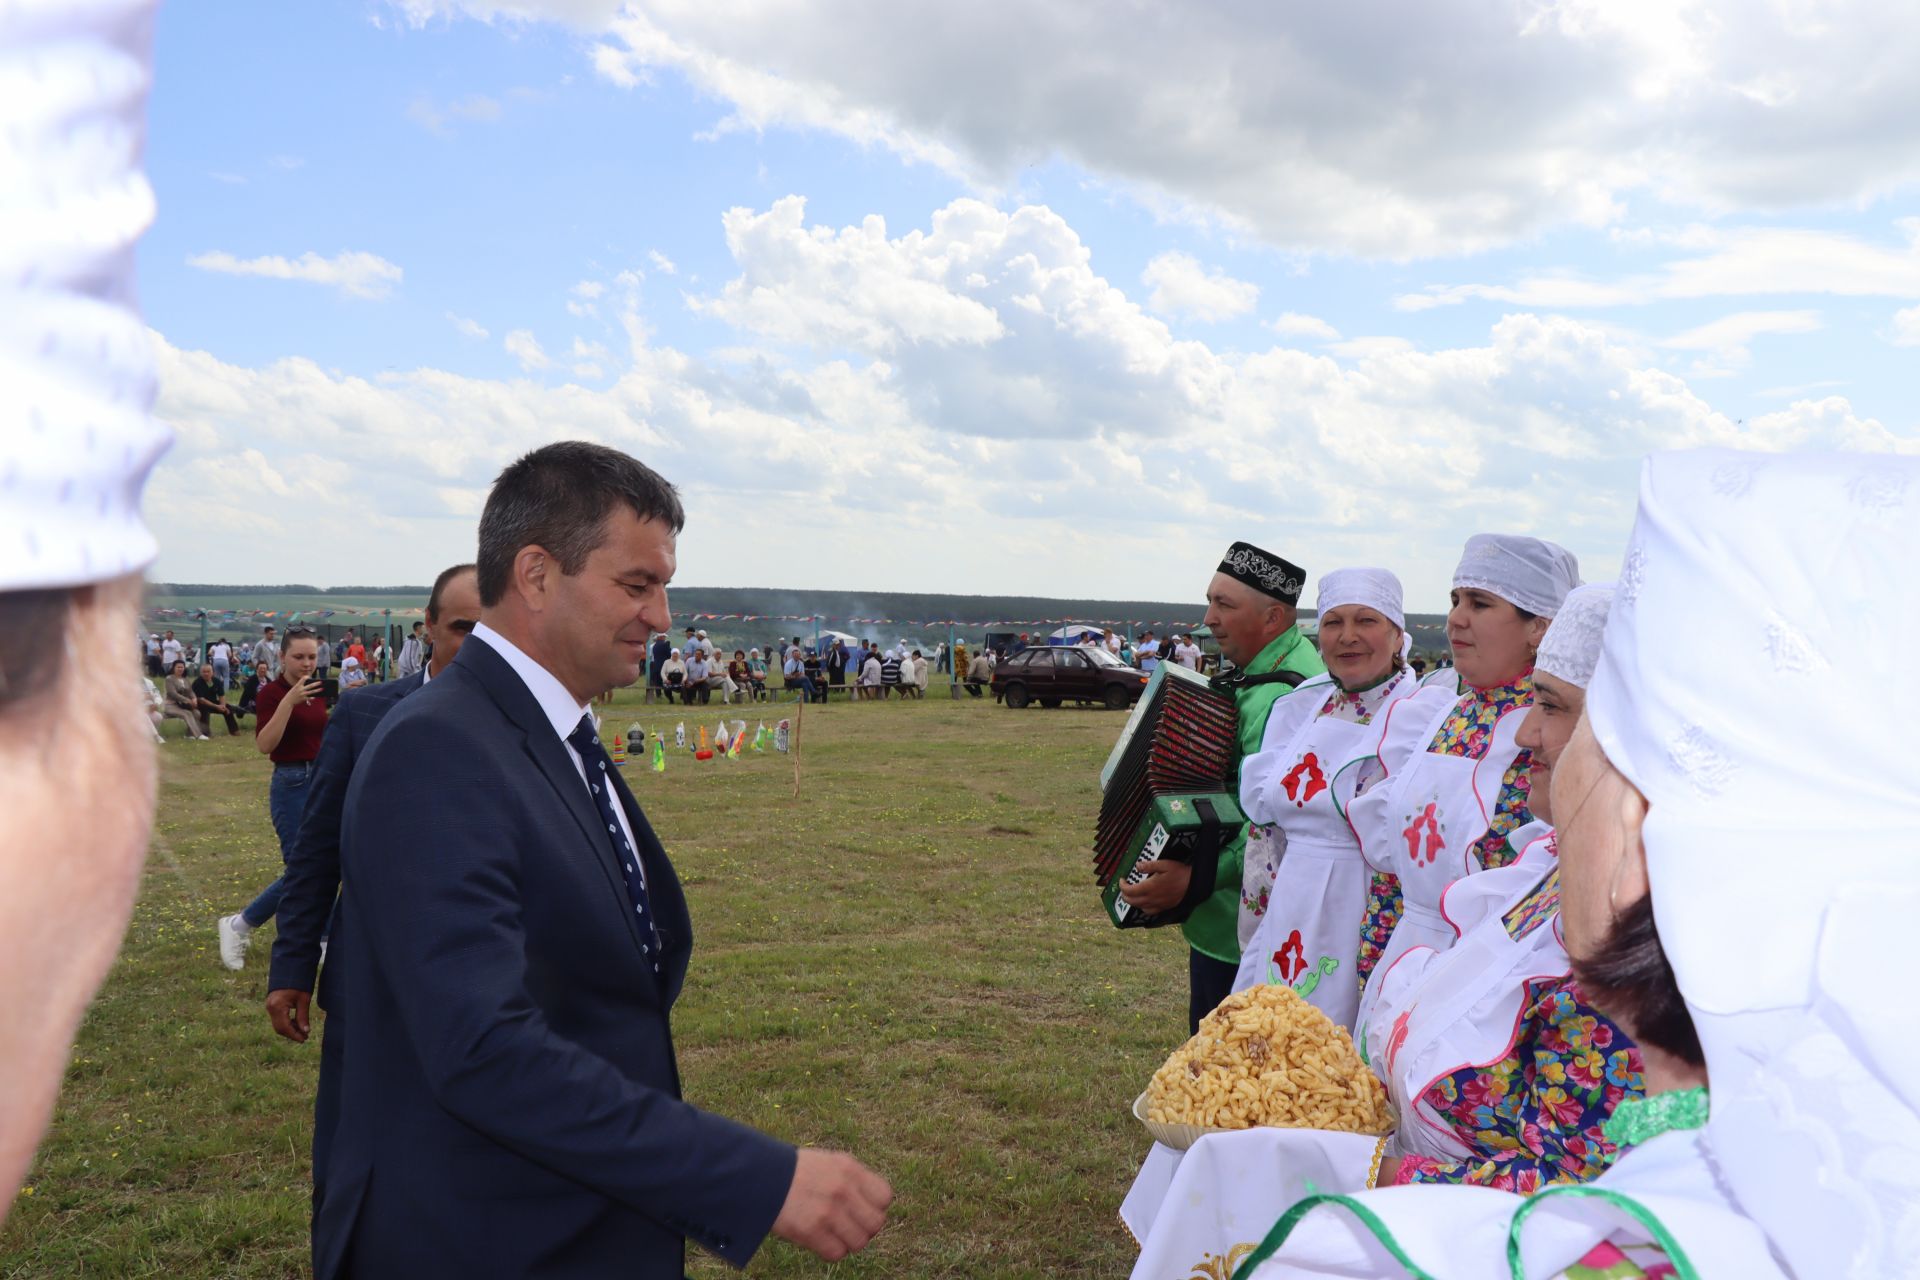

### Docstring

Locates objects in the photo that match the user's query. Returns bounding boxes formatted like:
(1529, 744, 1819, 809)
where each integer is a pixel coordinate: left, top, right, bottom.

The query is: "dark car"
(991, 644, 1150, 710)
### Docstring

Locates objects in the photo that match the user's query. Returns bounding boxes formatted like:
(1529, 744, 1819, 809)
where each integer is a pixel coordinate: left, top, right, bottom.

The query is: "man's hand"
(770, 1147, 892, 1262)
(266, 988, 312, 1043)
(1117, 859, 1192, 913)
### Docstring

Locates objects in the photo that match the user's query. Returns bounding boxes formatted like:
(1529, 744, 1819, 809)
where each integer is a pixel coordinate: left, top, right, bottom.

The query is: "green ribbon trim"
(1329, 754, 1374, 826)
(1224, 1184, 1705, 1280)
(1506, 1185, 1702, 1280)
(1601, 1086, 1708, 1152)
(1232, 1193, 1440, 1280)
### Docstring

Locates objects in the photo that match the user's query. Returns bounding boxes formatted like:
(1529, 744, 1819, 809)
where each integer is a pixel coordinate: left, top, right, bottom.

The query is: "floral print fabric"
(1563, 1241, 1681, 1278)
(1502, 865, 1560, 942)
(1317, 667, 1414, 726)
(1393, 977, 1644, 1193)
(1357, 871, 1403, 986)
(1434, 670, 1536, 871)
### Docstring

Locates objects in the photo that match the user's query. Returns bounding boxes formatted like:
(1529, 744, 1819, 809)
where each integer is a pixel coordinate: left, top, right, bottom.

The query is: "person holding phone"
(218, 627, 329, 970)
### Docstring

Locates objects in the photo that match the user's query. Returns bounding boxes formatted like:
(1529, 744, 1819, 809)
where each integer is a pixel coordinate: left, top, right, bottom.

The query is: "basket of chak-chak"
(1135, 985, 1392, 1150)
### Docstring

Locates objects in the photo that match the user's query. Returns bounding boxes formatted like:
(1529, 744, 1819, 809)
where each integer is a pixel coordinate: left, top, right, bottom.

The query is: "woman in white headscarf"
(1228, 448, 1913, 1279)
(1353, 585, 1642, 1194)
(1236, 568, 1422, 1031)
(1123, 589, 1642, 1278)
(1348, 534, 1580, 1018)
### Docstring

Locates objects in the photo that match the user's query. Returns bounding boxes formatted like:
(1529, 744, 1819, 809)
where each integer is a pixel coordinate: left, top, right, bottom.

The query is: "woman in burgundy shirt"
(217, 627, 328, 970)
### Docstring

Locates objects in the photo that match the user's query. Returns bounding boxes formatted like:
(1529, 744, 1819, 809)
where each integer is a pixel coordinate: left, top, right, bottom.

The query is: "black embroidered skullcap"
(1217, 542, 1305, 604)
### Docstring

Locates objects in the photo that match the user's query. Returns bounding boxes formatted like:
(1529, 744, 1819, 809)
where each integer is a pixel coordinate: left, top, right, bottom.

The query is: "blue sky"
(140, 1, 1920, 609)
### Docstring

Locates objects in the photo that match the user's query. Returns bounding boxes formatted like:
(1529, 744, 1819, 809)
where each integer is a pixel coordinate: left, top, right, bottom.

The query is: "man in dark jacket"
(314, 444, 889, 1279)
(265, 562, 480, 1219)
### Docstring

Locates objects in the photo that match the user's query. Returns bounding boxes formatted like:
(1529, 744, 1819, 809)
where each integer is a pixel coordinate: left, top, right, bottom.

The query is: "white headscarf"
(1314, 567, 1405, 631)
(1534, 582, 1614, 689)
(1452, 533, 1580, 619)
(0, 0, 171, 591)
(1585, 449, 1920, 1279)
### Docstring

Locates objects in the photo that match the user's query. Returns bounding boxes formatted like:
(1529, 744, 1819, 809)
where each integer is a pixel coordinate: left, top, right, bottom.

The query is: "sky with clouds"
(142, 0, 1920, 609)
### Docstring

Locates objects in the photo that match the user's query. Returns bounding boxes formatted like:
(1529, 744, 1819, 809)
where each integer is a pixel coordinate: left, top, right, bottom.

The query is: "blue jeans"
(243, 763, 310, 927)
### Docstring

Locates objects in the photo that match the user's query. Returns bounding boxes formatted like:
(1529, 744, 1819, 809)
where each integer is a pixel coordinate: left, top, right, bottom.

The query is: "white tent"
(814, 628, 861, 648)
(1047, 624, 1105, 645)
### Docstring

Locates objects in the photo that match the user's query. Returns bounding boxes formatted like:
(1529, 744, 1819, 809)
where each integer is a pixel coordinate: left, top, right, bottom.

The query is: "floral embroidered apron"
(1356, 823, 1558, 1165)
(1235, 678, 1418, 1031)
(1351, 690, 1530, 1036)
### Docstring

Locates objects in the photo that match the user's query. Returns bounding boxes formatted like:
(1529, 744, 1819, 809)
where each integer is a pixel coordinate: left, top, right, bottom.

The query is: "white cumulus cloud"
(690, 196, 1006, 354)
(1398, 221, 1920, 310)
(504, 329, 552, 370)
(1141, 252, 1259, 322)
(186, 249, 404, 300)
(447, 312, 490, 340)
(1890, 304, 1920, 347)
(145, 196, 1920, 602)
(1269, 312, 1340, 341)
(566, 0, 1920, 257)
(1659, 308, 1823, 374)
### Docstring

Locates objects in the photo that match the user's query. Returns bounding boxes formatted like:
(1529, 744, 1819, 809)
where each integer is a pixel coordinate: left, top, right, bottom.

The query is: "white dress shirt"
(472, 622, 643, 886)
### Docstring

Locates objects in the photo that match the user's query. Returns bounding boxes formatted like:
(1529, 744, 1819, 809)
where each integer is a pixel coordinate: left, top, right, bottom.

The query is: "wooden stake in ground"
(791, 693, 803, 797)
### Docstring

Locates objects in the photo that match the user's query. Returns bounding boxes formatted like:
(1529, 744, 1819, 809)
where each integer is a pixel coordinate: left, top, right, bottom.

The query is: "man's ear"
(514, 545, 551, 609)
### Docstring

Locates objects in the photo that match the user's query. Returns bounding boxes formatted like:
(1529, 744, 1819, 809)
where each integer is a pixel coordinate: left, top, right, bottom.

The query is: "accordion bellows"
(1094, 664, 1241, 924)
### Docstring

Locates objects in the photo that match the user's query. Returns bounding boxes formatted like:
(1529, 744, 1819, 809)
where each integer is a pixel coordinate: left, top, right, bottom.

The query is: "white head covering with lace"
(1534, 582, 1613, 689)
(1585, 449, 1920, 1279)
(1452, 534, 1581, 619)
(1315, 567, 1404, 631)
(0, 0, 171, 591)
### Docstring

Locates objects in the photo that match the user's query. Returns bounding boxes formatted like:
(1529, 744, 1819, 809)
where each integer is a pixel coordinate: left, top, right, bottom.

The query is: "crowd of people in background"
(142, 624, 394, 741)
(145, 614, 1457, 742)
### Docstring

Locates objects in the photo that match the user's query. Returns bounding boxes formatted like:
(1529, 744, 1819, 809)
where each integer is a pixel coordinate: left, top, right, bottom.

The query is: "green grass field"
(2, 684, 1192, 1277)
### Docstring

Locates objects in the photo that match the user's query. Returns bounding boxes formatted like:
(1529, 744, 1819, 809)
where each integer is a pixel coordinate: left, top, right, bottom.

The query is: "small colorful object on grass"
(752, 722, 768, 752)
(715, 721, 731, 753)
(774, 719, 791, 753)
(694, 748, 714, 761)
(651, 735, 665, 772)
(610, 734, 626, 765)
(674, 722, 687, 750)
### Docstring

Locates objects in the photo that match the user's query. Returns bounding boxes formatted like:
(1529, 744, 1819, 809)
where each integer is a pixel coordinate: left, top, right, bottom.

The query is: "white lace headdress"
(1586, 449, 1920, 1280)
(1451, 533, 1580, 618)
(0, 0, 171, 591)
(1534, 582, 1613, 689)
(1315, 567, 1404, 631)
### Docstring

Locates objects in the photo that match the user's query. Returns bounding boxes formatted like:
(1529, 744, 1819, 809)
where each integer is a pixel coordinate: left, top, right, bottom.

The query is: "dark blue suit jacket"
(269, 671, 424, 1007)
(315, 635, 795, 1279)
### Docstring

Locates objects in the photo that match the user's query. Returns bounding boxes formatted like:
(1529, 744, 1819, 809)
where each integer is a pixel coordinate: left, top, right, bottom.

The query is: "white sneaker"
(217, 914, 252, 970)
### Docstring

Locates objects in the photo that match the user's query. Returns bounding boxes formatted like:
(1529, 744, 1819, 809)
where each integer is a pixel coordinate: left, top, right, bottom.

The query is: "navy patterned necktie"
(567, 715, 662, 976)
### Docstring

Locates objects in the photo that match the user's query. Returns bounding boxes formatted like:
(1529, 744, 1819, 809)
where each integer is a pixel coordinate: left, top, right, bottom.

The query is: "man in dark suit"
(316, 443, 890, 1278)
(263, 561, 481, 1215)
